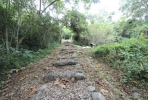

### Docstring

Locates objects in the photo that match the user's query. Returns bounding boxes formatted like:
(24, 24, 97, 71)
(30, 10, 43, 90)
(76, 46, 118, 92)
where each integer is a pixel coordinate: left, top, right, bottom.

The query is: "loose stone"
(88, 86, 95, 92)
(92, 92, 106, 100)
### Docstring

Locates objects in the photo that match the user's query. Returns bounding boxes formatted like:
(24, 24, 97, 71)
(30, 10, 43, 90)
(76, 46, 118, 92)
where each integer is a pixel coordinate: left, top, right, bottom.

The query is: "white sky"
(35, 0, 122, 21)
(78, 0, 122, 21)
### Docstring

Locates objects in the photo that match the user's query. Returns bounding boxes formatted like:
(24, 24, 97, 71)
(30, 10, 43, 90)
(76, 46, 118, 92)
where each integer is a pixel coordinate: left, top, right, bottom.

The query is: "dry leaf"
(61, 78, 70, 82)
(29, 85, 37, 96)
(95, 78, 103, 85)
(43, 67, 49, 70)
(95, 65, 99, 68)
(1, 87, 8, 92)
(59, 83, 66, 89)
(6, 91, 15, 97)
(33, 76, 38, 78)
(100, 89, 108, 95)
(54, 78, 60, 85)
(18, 75, 29, 82)
(71, 78, 76, 83)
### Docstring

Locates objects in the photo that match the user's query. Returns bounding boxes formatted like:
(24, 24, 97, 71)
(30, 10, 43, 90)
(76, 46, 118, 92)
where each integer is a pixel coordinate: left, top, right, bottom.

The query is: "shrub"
(0, 42, 60, 89)
(92, 38, 148, 85)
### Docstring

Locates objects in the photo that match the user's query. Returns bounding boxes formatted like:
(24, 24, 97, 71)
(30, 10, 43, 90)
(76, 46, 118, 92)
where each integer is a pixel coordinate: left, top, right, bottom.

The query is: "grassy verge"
(91, 38, 148, 86)
(0, 42, 60, 90)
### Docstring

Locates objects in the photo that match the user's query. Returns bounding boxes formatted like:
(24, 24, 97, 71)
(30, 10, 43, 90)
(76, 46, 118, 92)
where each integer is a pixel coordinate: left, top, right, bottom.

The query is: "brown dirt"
(0, 42, 147, 100)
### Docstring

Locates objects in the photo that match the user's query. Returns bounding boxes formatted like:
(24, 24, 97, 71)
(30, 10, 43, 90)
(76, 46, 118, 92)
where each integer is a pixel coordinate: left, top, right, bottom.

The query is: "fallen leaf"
(29, 85, 37, 96)
(95, 78, 103, 85)
(54, 78, 60, 85)
(6, 91, 15, 97)
(43, 67, 49, 70)
(95, 65, 99, 68)
(1, 87, 8, 92)
(61, 78, 70, 82)
(33, 76, 38, 78)
(71, 78, 76, 83)
(59, 83, 66, 89)
(100, 89, 108, 95)
(18, 75, 29, 82)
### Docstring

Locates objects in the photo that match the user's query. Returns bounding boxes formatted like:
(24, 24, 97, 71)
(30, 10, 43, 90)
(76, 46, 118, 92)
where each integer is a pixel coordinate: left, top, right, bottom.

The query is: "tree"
(119, 0, 148, 38)
(120, 0, 148, 20)
(64, 10, 88, 42)
(87, 10, 116, 45)
(4, 0, 10, 54)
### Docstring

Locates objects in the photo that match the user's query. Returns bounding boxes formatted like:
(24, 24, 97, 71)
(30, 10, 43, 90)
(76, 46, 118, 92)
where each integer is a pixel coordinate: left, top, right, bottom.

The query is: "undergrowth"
(92, 38, 148, 86)
(0, 42, 60, 90)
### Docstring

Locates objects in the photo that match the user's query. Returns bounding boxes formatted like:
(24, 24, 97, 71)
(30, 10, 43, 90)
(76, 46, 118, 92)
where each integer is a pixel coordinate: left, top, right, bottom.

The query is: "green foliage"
(92, 38, 148, 85)
(118, 0, 148, 39)
(73, 36, 90, 46)
(0, 42, 60, 89)
(120, 0, 148, 20)
(62, 27, 73, 39)
(64, 10, 88, 44)
(87, 11, 116, 45)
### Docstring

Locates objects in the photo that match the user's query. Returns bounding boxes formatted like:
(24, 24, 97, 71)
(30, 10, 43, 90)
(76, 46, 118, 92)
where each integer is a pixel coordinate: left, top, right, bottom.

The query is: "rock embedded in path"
(68, 59, 78, 65)
(76, 70, 84, 73)
(74, 73, 86, 80)
(60, 71, 73, 79)
(88, 86, 95, 92)
(76, 64, 82, 70)
(54, 60, 78, 66)
(54, 61, 68, 66)
(71, 53, 77, 58)
(43, 73, 59, 82)
(28, 88, 52, 100)
(92, 92, 106, 100)
(86, 81, 93, 86)
(57, 55, 67, 59)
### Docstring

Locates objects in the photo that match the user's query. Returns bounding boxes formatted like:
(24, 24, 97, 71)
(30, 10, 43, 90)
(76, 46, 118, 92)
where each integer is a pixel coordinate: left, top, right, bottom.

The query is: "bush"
(0, 42, 60, 89)
(92, 38, 148, 85)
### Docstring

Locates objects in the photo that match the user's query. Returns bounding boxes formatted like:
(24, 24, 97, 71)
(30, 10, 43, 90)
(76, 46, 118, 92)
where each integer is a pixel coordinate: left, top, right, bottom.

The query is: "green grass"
(92, 38, 148, 86)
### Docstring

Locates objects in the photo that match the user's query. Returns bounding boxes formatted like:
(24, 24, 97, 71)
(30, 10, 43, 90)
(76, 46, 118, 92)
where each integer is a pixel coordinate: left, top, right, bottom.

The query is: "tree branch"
(19, 0, 58, 44)
(41, 0, 58, 14)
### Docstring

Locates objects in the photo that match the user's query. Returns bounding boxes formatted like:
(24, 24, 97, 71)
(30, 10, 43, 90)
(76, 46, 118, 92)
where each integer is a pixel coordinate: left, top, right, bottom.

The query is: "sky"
(35, 0, 122, 21)
(78, 0, 122, 21)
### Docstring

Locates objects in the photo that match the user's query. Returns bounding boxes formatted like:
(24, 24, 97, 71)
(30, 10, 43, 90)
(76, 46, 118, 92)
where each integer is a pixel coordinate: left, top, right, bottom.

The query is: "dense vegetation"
(92, 38, 148, 86)
(91, 0, 148, 86)
(0, 0, 148, 90)
(0, 0, 100, 89)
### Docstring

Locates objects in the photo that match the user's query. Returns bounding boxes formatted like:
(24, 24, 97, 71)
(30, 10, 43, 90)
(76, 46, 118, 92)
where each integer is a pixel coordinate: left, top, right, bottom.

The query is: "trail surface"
(0, 42, 143, 100)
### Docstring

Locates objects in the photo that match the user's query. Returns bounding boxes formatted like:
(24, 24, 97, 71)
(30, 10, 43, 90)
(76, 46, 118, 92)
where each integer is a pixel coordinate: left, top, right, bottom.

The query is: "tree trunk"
(58, 24, 64, 43)
(15, 3, 22, 51)
(5, 23, 9, 53)
(5, 0, 9, 54)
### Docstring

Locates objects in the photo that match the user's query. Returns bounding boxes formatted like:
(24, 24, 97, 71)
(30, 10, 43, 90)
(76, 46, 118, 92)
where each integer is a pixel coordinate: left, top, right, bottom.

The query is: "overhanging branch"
(19, 0, 58, 44)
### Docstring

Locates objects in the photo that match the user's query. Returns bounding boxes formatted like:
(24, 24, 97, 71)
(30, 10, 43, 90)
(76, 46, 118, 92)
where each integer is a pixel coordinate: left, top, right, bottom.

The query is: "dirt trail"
(0, 42, 135, 100)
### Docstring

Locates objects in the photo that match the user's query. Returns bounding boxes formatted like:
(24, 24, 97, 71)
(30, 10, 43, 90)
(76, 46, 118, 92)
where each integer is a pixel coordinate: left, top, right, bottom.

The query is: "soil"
(0, 42, 147, 100)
